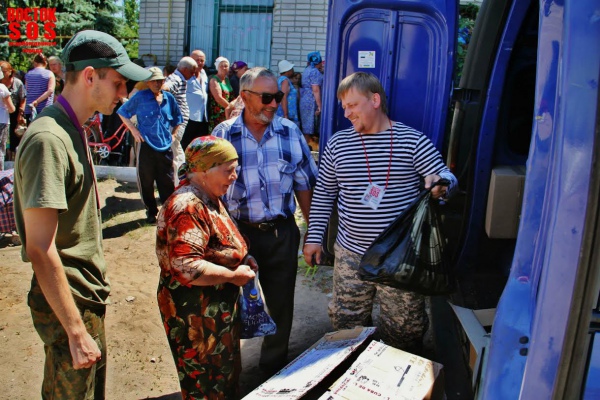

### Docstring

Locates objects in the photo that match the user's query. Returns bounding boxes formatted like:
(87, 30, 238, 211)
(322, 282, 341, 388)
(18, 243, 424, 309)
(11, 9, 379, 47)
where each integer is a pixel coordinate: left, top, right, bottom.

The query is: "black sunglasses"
(243, 89, 285, 104)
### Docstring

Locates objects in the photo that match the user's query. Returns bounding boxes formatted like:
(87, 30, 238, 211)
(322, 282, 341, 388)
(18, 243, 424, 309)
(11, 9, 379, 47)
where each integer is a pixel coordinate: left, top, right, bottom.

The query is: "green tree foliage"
(120, 0, 140, 59)
(455, 3, 480, 85)
(0, 0, 124, 72)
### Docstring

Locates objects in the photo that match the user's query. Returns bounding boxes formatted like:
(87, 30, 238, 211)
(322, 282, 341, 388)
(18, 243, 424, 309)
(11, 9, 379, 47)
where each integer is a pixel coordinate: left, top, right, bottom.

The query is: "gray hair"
(48, 56, 62, 66)
(177, 56, 197, 71)
(239, 67, 277, 92)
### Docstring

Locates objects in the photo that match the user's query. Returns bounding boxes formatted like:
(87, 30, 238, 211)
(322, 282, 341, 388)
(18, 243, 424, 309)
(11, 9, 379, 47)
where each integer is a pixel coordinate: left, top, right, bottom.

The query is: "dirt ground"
(0, 178, 334, 399)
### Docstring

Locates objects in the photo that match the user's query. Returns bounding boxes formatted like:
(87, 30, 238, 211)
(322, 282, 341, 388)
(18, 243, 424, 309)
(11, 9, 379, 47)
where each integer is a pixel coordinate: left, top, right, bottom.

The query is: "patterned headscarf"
(177, 136, 238, 186)
(307, 51, 322, 67)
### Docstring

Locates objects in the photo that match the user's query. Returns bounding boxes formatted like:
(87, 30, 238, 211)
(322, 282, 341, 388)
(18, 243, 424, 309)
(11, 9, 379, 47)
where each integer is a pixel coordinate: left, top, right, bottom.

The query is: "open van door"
(320, 0, 458, 255)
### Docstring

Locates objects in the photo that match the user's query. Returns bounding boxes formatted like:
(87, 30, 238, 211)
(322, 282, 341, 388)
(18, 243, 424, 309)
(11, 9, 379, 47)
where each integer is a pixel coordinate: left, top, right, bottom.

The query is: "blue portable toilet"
(320, 0, 458, 151)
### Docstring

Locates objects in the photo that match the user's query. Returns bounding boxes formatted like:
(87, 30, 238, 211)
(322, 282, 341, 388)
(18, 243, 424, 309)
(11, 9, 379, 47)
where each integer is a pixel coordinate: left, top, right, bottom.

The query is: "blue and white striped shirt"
(306, 121, 457, 255)
(25, 67, 53, 115)
(213, 113, 318, 223)
(164, 70, 189, 123)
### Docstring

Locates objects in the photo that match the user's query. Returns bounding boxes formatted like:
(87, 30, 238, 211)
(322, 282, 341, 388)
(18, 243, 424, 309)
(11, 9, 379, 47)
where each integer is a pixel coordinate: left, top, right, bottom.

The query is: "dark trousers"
(8, 111, 21, 152)
(136, 142, 175, 217)
(236, 217, 300, 371)
(181, 119, 210, 151)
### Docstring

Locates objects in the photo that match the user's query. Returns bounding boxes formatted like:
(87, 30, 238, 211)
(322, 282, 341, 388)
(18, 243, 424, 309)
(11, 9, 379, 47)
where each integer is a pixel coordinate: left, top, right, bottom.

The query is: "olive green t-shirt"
(14, 104, 110, 307)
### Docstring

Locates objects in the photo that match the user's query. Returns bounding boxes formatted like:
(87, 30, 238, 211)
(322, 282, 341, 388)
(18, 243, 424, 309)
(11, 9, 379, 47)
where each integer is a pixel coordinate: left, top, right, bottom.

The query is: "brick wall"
(139, 0, 328, 69)
(138, 0, 187, 67)
(270, 0, 328, 73)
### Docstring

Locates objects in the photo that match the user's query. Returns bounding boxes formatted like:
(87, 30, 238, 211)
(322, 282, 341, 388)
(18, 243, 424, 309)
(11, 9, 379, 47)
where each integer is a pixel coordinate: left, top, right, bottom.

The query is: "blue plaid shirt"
(212, 113, 318, 223)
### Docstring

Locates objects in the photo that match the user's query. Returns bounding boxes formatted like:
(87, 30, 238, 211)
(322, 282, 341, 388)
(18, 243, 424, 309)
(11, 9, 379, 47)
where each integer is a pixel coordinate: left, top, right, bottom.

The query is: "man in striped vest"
(303, 72, 457, 353)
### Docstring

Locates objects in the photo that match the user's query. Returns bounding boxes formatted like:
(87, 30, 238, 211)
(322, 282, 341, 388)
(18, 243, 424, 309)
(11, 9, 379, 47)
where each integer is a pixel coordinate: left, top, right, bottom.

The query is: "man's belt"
(237, 217, 288, 231)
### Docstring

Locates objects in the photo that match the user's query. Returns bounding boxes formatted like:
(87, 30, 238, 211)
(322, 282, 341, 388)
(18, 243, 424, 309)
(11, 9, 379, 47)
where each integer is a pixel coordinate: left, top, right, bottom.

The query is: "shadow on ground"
(139, 393, 182, 400)
(103, 218, 150, 239)
(113, 180, 140, 194)
(102, 196, 145, 220)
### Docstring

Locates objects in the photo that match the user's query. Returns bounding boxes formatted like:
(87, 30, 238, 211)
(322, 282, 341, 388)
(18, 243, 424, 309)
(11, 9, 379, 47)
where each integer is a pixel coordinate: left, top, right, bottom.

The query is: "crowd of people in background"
(0, 49, 325, 174)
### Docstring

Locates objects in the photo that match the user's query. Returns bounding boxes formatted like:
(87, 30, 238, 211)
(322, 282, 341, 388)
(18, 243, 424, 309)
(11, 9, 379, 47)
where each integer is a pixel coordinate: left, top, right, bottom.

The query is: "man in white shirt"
(181, 49, 209, 150)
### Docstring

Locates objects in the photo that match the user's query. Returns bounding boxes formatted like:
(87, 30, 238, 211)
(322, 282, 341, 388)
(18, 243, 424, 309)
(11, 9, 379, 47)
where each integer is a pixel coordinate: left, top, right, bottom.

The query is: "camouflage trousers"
(328, 243, 428, 352)
(28, 279, 107, 400)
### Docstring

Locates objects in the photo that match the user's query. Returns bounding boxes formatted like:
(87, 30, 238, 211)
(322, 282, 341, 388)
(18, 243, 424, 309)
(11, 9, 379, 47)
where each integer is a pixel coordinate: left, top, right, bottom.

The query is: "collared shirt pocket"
(137, 102, 160, 130)
(278, 159, 296, 194)
(227, 180, 247, 210)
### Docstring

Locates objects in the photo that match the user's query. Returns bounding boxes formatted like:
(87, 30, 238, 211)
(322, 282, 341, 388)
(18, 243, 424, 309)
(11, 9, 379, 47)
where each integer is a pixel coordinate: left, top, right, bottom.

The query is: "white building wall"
(270, 0, 328, 73)
(138, 0, 479, 70)
(138, 0, 187, 66)
(139, 0, 328, 71)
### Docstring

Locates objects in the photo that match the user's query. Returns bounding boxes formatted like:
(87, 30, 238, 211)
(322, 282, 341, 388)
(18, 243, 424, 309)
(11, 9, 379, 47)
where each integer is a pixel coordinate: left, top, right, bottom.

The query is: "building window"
(189, 0, 274, 68)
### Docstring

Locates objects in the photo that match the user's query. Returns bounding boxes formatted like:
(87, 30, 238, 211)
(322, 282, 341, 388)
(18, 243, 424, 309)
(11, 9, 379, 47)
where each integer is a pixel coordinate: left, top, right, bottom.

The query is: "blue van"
(319, 0, 600, 398)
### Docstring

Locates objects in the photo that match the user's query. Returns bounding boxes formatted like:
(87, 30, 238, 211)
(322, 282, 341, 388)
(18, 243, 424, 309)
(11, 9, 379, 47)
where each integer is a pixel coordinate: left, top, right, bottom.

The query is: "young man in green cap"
(13, 30, 151, 399)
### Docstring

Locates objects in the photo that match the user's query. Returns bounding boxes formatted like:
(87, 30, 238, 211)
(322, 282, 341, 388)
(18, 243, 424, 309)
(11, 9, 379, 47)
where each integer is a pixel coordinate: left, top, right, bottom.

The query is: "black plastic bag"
(358, 181, 455, 296)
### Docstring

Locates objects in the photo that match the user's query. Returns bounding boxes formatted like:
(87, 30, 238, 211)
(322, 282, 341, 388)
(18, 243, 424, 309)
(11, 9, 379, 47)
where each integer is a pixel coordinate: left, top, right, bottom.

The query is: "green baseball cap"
(62, 30, 151, 81)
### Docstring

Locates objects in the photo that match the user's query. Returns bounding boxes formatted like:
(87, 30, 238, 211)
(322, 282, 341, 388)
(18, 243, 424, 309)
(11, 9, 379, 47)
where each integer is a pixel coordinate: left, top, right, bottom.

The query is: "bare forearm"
(312, 86, 322, 109)
(4, 97, 15, 114)
(24, 207, 100, 368)
(35, 90, 53, 103)
(35, 77, 56, 104)
(29, 247, 87, 338)
(119, 115, 143, 142)
(281, 95, 289, 117)
(295, 189, 313, 224)
(210, 82, 230, 108)
(214, 94, 229, 108)
(186, 260, 254, 287)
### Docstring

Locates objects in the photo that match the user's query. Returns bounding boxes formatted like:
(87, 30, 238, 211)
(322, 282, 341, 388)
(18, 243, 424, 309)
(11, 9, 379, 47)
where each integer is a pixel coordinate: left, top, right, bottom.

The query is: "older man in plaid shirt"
(213, 67, 318, 376)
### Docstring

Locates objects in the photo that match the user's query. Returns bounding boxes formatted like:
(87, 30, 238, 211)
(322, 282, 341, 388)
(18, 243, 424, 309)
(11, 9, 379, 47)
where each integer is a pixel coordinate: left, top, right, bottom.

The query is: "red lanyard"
(359, 120, 394, 190)
(56, 95, 101, 210)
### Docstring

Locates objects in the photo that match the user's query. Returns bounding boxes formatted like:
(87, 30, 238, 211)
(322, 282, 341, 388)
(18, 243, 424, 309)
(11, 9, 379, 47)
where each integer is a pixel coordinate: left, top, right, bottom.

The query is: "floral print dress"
(156, 184, 248, 400)
(208, 75, 233, 133)
(299, 65, 323, 135)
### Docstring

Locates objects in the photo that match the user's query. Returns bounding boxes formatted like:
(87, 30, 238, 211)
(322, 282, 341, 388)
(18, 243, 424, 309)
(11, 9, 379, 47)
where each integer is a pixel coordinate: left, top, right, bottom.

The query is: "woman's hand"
(242, 254, 258, 271)
(231, 264, 256, 286)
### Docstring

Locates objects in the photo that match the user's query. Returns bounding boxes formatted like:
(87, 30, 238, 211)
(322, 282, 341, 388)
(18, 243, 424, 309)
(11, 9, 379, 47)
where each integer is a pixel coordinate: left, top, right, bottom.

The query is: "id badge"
(361, 183, 385, 210)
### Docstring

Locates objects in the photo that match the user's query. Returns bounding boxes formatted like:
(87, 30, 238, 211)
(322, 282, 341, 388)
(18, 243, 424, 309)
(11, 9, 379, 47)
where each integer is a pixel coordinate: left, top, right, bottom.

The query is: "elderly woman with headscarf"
(156, 135, 257, 399)
(208, 57, 233, 132)
(299, 51, 324, 144)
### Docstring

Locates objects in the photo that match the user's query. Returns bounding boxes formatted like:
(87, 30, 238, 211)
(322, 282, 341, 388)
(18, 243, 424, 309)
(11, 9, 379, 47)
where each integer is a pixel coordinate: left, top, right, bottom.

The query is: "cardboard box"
(243, 327, 376, 399)
(449, 304, 496, 390)
(244, 327, 445, 400)
(319, 341, 444, 400)
(485, 165, 526, 238)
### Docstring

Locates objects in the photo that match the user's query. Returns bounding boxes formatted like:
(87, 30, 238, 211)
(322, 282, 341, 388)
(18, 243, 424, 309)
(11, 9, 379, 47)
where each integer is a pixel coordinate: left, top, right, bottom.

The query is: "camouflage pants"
(28, 280, 107, 400)
(329, 242, 428, 351)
